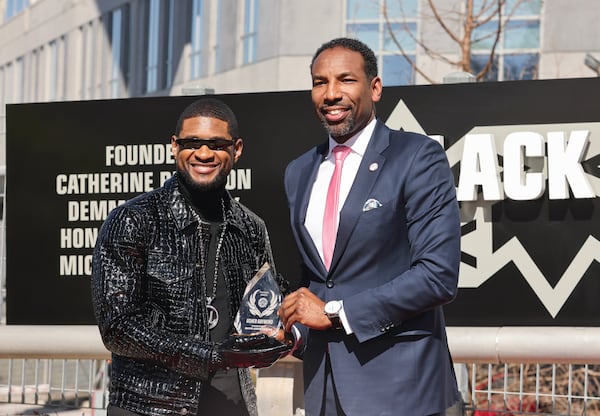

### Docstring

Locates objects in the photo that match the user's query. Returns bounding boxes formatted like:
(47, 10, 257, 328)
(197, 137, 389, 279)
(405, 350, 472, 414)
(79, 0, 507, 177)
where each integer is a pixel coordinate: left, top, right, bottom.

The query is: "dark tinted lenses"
(176, 138, 234, 151)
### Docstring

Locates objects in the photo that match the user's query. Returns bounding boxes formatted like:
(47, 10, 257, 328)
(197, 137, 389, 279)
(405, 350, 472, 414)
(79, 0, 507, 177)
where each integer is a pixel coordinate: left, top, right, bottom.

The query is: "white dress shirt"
(304, 119, 376, 257)
(303, 118, 377, 334)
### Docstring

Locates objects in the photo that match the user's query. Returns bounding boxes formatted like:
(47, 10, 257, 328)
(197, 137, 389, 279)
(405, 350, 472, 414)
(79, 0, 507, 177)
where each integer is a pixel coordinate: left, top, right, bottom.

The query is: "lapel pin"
(369, 162, 378, 172)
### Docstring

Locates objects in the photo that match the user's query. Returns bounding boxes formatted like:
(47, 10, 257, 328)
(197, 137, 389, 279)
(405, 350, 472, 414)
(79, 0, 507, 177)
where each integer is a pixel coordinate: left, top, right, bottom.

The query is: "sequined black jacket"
(91, 175, 277, 416)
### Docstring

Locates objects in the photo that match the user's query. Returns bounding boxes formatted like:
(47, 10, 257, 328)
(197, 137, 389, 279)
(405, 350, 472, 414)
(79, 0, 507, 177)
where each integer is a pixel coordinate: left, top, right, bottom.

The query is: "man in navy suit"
(278, 37, 461, 415)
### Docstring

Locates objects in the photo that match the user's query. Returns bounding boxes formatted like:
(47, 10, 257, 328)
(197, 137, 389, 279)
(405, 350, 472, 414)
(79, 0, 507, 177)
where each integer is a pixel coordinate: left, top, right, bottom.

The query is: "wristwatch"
(324, 300, 343, 330)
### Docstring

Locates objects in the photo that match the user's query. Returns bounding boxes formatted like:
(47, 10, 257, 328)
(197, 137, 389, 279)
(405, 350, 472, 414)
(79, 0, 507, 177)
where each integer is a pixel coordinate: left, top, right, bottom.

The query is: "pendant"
(207, 299, 219, 330)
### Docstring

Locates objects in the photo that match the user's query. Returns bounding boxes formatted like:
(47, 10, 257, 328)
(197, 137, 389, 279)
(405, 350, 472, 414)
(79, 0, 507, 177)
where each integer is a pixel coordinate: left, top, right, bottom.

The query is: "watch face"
(325, 301, 341, 314)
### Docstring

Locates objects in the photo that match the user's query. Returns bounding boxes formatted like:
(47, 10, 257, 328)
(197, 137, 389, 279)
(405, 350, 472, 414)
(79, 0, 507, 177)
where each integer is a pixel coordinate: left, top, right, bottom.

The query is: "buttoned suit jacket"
(284, 120, 461, 416)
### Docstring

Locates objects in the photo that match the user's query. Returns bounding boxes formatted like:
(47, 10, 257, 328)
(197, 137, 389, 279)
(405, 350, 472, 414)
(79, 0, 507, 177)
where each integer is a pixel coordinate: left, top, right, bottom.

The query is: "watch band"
(324, 300, 344, 330)
(327, 314, 343, 330)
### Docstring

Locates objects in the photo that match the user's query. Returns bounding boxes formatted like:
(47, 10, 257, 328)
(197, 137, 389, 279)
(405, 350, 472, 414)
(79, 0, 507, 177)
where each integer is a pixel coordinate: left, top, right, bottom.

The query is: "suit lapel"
(330, 121, 390, 272)
(296, 143, 329, 276)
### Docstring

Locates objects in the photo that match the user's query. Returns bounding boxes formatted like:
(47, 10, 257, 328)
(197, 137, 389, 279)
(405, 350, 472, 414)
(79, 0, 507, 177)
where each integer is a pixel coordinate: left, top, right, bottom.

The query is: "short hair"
(175, 97, 239, 138)
(311, 37, 378, 81)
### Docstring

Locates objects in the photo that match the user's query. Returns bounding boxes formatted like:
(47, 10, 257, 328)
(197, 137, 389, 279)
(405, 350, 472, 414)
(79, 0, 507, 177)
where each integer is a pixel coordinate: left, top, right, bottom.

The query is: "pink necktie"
(322, 145, 351, 270)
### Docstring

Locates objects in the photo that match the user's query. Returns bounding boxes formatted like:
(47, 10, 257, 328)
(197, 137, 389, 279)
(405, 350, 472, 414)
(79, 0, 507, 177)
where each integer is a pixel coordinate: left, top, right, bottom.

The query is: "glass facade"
(346, 0, 542, 84)
(144, 0, 175, 92)
(190, 0, 203, 79)
(4, 0, 29, 21)
(109, 8, 126, 98)
(165, 0, 175, 87)
(214, 0, 222, 73)
(472, 0, 541, 81)
(243, 0, 258, 65)
(145, 0, 160, 92)
(48, 40, 58, 100)
(0, 0, 556, 107)
(79, 22, 95, 99)
(346, 0, 418, 85)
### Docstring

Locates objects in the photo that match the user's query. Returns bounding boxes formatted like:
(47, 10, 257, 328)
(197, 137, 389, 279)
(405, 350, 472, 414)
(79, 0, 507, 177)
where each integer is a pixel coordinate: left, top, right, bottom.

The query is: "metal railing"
(2, 326, 600, 415)
(0, 358, 109, 412)
(448, 327, 600, 415)
(466, 362, 600, 415)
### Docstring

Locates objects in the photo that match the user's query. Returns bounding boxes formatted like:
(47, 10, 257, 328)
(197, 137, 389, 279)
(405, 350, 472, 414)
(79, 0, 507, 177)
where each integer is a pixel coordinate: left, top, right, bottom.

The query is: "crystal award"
(234, 262, 282, 335)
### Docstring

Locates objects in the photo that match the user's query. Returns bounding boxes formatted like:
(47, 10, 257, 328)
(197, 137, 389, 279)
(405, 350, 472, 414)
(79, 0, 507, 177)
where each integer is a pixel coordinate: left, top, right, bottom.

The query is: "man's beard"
(318, 113, 356, 140)
(177, 166, 229, 194)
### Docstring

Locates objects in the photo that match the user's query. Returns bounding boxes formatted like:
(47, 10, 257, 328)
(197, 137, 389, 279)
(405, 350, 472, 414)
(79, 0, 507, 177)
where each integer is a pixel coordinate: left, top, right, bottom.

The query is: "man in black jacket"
(92, 98, 289, 416)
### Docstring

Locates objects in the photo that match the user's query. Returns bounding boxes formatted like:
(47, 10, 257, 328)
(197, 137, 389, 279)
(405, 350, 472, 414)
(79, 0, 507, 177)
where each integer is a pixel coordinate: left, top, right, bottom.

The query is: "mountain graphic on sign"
(385, 100, 600, 318)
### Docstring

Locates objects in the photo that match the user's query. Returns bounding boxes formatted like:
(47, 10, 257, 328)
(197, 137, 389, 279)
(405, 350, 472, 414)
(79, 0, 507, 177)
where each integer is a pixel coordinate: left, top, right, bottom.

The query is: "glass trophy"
(234, 262, 282, 336)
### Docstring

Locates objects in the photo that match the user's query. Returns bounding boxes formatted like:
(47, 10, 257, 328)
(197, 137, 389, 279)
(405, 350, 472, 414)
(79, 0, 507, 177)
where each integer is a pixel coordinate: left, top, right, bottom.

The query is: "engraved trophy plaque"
(234, 262, 282, 335)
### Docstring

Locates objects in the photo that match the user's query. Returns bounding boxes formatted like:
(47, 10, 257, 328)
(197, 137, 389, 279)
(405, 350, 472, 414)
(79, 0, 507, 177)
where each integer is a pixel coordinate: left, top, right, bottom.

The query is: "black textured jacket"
(92, 175, 277, 416)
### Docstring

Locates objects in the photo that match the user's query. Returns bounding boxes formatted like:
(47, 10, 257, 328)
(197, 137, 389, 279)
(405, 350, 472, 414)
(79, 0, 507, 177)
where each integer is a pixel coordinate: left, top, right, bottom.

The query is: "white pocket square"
(362, 198, 382, 212)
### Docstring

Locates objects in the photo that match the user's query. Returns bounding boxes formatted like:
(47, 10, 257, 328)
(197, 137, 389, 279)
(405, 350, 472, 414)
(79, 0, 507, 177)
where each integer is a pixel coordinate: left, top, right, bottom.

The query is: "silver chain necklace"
(193, 198, 227, 330)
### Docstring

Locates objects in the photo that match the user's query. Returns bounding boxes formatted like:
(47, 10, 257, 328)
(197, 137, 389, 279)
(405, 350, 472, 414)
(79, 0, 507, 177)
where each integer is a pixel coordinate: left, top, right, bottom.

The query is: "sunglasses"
(175, 137, 235, 151)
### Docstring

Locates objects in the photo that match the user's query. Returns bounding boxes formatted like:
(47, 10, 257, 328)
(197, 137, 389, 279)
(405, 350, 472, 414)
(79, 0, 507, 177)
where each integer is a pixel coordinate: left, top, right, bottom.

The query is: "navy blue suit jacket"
(284, 120, 461, 415)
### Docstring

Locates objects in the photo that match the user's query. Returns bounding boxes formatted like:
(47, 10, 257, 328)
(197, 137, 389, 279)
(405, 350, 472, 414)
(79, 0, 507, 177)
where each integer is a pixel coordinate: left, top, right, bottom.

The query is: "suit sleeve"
(344, 137, 461, 343)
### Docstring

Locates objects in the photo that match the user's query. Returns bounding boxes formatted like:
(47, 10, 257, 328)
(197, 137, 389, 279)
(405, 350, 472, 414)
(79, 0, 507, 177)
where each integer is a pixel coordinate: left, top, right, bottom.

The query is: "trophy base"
(230, 333, 287, 352)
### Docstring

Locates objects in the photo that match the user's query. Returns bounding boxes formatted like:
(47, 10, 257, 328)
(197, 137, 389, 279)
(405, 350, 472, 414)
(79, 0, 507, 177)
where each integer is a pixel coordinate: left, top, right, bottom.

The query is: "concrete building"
(1, 0, 600, 154)
(1, 0, 600, 320)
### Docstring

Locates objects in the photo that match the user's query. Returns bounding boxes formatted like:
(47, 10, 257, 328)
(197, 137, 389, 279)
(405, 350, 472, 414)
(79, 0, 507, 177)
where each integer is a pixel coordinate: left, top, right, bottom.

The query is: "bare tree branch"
(379, 0, 535, 83)
(427, 0, 462, 44)
(382, 0, 437, 84)
(391, 1, 461, 67)
(475, 0, 504, 80)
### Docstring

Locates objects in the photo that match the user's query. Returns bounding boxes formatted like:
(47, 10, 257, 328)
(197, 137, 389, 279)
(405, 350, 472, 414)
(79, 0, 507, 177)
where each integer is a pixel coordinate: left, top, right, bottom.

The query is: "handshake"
(210, 333, 291, 371)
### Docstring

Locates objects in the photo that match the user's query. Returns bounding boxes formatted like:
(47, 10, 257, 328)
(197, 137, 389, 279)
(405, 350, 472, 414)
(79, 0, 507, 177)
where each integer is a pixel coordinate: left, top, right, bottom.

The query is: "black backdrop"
(6, 77, 600, 325)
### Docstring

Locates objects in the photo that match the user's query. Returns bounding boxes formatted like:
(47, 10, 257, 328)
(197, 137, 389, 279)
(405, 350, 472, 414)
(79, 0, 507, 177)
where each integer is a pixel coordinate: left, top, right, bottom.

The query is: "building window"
(190, 0, 204, 79)
(345, 0, 418, 86)
(0, 66, 4, 107)
(345, 0, 540, 84)
(4, 0, 29, 21)
(214, 0, 222, 73)
(46, 38, 67, 101)
(242, 0, 258, 65)
(165, 0, 175, 86)
(2, 59, 23, 103)
(110, 8, 123, 98)
(108, 6, 130, 98)
(471, 0, 541, 81)
(15, 57, 24, 101)
(31, 47, 43, 102)
(48, 40, 59, 100)
(2, 64, 12, 104)
(145, 0, 160, 92)
(78, 22, 98, 99)
(143, 0, 174, 93)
